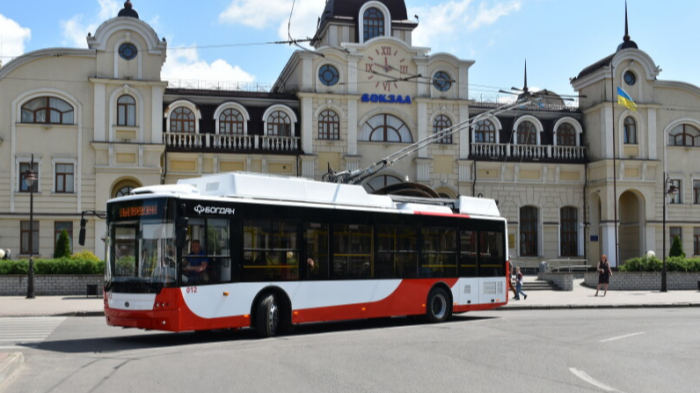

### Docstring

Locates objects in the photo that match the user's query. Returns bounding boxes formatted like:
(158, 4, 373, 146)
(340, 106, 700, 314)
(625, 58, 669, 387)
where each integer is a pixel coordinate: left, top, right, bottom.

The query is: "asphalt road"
(3, 309, 699, 393)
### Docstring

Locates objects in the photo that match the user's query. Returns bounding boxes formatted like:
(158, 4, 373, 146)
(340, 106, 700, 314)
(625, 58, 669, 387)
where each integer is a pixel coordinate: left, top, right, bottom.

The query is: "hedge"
(620, 256, 700, 272)
(0, 258, 105, 275)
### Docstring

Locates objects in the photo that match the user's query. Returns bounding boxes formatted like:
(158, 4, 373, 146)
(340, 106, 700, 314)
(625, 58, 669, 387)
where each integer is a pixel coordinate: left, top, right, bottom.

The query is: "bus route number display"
(119, 205, 159, 219)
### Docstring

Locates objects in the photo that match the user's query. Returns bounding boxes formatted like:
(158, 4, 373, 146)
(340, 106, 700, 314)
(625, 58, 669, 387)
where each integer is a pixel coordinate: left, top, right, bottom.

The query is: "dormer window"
(363, 7, 385, 41)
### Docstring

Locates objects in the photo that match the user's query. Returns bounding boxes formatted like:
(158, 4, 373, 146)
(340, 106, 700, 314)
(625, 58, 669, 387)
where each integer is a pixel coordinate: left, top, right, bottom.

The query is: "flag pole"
(610, 62, 619, 267)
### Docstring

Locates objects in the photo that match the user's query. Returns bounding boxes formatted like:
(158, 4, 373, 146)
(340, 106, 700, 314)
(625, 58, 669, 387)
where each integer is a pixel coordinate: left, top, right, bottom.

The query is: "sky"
(2, 0, 700, 101)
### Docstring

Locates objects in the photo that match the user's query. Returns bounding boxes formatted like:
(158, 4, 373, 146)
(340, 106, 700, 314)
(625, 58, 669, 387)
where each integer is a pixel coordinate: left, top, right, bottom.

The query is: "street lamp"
(661, 173, 678, 293)
(24, 155, 37, 299)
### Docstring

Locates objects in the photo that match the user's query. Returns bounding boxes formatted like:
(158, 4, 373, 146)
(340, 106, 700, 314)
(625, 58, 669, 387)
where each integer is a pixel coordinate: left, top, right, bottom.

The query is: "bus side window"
(460, 230, 478, 276)
(305, 223, 329, 280)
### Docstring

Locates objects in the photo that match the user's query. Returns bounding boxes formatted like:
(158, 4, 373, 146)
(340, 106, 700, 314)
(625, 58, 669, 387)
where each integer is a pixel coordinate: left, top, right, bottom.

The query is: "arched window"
(359, 114, 412, 143)
(170, 107, 196, 133)
(364, 175, 402, 193)
(556, 123, 576, 146)
(219, 108, 244, 135)
(669, 124, 700, 147)
(624, 117, 637, 144)
(117, 95, 136, 127)
(115, 186, 135, 197)
(363, 7, 384, 41)
(474, 120, 496, 143)
(318, 110, 340, 140)
(433, 115, 452, 144)
(267, 110, 292, 136)
(560, 207, 578, 256)
(517, 121, 537, 145)
(520, 206, 538, 256)
(21, 97, 74, 125)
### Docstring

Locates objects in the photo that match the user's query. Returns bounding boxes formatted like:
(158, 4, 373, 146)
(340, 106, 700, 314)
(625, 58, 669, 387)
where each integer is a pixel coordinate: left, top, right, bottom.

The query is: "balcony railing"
(164, 132, 300, 153)
(471, 143, 586, 161)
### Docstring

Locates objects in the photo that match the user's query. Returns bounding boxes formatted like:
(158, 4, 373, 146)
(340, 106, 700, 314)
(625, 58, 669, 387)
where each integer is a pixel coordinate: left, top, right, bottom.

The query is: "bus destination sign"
(119, 205, 159, 219)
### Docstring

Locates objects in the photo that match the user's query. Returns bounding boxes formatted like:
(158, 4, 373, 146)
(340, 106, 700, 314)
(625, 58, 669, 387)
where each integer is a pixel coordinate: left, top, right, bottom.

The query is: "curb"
(0, 352, 24, 387)
(498, 303, 700, 310)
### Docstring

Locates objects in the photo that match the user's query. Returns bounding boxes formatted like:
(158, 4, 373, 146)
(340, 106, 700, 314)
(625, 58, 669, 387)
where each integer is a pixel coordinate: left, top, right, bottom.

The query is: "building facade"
(1, 0, 699, 268)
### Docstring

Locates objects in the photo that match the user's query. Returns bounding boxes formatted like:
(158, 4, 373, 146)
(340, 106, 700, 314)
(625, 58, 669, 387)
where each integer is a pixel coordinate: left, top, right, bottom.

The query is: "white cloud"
(162, 45, 256, 85)
(0, 13, 32, 59)
(411, 0, 522, 48)
(219, 0, 325, 43)
(61, 0, 121, 47)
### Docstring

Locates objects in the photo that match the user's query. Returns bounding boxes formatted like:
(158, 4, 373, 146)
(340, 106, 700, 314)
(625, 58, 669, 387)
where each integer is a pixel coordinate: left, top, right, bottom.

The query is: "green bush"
(621, 256, 700, 272)
(71, 250, 100, 262)
(0, 258, 105, 275)
(669, 236, 685, 258)
(54, 229, 72, 259)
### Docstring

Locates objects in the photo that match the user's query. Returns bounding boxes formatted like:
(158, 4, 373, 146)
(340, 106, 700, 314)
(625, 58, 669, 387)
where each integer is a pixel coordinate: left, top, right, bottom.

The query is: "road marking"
(600, 332, 645, 343)
(570, 368, 622, 392)
(0, 317, 66, 346)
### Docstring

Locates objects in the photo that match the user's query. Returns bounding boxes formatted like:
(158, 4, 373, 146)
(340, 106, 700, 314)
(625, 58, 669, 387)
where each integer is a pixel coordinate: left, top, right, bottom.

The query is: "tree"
(669, 235, 685, 258)
(54, 229, 72, 258)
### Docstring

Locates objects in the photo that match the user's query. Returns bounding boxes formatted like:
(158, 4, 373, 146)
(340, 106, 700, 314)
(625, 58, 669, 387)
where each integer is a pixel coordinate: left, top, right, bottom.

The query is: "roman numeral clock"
(362, 44, 412, 92)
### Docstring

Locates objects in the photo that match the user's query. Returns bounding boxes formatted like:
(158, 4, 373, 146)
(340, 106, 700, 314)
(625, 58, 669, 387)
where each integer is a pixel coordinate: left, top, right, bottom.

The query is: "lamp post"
(24, 155, 37, 299)
(661, 173, 678, 293)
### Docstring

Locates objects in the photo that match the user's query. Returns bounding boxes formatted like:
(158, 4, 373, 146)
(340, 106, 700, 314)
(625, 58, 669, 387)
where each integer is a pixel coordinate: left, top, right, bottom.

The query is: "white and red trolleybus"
(103, 172, 509, 337)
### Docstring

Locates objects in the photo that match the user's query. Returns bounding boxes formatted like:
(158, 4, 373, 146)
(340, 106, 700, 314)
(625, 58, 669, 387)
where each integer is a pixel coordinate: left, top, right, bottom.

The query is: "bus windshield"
(106, 218, 177, 293)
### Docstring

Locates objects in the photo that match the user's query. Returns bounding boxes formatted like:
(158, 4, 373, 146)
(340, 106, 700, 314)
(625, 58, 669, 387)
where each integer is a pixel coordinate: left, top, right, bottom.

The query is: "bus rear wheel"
(256, 293, 279, 338)
(426, 287, 452, 323)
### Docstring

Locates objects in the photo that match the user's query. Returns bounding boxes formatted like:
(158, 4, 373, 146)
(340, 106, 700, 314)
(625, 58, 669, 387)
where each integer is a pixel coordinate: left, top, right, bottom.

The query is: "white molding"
(471, 116, 502, 144)
(262, 104, 298, 136)
(358, 1, 391, 44)
(113, 34, 143, 79)
(213, 102, 250, 135)
(618, 111, 644, 156)
(51, 157, 78, 194)
(552, 117, 583, 147)
(109, 85, 144, 142)
(513, 115, 543, 145)
(15, 156, 43, 193)
(164, 100, 202, 133)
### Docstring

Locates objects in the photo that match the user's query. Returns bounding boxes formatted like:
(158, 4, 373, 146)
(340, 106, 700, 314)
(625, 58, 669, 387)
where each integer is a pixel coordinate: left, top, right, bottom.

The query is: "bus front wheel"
(256, 293, 279, 338)
(426, 287, 452, 323)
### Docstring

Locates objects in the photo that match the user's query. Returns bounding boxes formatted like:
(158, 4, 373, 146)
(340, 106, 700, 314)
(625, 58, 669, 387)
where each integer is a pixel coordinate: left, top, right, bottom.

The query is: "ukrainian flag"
(617, 86, 637, 112)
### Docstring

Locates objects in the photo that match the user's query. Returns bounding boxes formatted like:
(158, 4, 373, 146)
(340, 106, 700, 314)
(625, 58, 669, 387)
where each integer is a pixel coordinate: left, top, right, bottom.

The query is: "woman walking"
(595, 254, 613, 296)
(514, 266, 527, 300)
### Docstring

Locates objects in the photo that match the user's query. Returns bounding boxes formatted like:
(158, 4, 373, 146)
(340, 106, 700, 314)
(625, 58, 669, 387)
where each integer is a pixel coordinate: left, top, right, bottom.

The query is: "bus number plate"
(186, 287, 198, 294)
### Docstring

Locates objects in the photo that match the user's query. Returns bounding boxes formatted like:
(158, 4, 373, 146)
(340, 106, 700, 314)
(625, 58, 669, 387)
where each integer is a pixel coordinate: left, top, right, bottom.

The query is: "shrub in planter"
(620, 256, 662, 272)
(71, 250, 100, 262)
(669, 235, 685, 258)
(0, 258, 105, 275)
(54, 229, 72, 259)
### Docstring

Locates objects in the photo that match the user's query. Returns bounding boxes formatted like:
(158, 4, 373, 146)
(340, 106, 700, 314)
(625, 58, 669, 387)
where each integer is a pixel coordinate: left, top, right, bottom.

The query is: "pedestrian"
(514, 266, 527, 300)
(2, 249, 9, 260)
(508, 266, 518, 298)
(595, 255, 612, 296)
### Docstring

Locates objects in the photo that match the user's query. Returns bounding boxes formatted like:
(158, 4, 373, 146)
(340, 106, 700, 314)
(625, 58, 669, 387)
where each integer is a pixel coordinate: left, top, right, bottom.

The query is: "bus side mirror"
(176, 217, 188, 249)
(78, 217, 87, 246)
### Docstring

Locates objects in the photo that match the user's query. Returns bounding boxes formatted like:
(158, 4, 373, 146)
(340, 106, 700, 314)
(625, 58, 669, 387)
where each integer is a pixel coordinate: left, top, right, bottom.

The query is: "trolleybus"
(102, 172, 509, 337)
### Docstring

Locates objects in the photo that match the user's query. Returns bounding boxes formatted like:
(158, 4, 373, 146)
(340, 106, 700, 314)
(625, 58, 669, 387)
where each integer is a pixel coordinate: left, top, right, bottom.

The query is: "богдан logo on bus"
(193, 205, 236, 215)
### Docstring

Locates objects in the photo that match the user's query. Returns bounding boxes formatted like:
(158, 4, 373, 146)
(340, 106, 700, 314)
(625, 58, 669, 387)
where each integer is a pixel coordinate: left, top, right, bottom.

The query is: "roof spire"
(523, 59, 529, 93)
(623, 0, 630, 43)
(616, 0, 637, 51)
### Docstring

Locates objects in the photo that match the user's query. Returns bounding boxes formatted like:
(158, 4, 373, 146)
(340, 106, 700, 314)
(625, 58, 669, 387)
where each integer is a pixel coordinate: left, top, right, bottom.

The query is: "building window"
(54, 222, 73, 255)
(560, 207, 578, 256)
(520, 206, 538, 256)
(557, 123, 576, 146)
(318, 65, 339, 86)
(19, 162, 39, 193)
(21, 221, 39, 255)
(364, 175, 402, 193)
(117, 95, 136, 126)
(432, 71, 452, 92)
(363, 8, 384, 41)
(623, 117, 637, 144)
(170, 107, 196, 133)
(624, 70, 636, 86)
(266, 110, 292, 137)
(118, 43, 138, 60)
(669, 180, 681, 204)
(668, 124, 700, 147)
(318, 110, 340, 140)
(115, 186, 134, 197)
(433, 115, 452, 144)
(21, 97, 74, 125)
(694, 180, 700, 204)
(474, 120, 496, 143)
(55, 163, 74, 193)
(517, 121, 537, 145)
(219, 108, 244, 135)
(694, 228, 700, 255)
(359, 114, 412, 143)
(670, 227, 682, 248)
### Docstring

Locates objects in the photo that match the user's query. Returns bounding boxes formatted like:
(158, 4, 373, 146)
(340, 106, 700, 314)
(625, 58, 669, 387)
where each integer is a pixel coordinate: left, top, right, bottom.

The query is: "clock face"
(361, 45, 409, 92)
